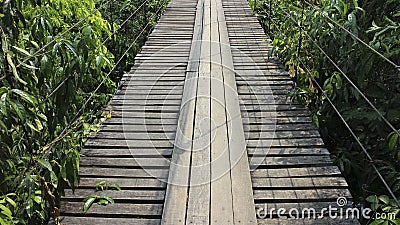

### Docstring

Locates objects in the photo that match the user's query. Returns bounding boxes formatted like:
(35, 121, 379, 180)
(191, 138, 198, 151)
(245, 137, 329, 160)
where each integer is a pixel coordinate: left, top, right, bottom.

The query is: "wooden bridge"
(59, 0, 359, 224)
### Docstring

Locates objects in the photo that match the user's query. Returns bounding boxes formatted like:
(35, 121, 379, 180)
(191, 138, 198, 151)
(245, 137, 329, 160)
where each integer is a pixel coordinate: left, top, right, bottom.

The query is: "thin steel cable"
(273, 1, 400, 138)
(101, 0, 151, 46)
(303, 1, 400, 71)
(299, 58, 400, 207)
(42, 75, 71, 103)
(17, 0, 113, 68)
(37, 2, 167, 155)
(266, 3, 400, 205)
(42, 0, 151, 102)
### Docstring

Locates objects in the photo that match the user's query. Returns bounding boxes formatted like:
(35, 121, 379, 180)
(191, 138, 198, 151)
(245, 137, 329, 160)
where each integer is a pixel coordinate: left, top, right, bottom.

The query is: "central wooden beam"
(162, 0, 256, 223)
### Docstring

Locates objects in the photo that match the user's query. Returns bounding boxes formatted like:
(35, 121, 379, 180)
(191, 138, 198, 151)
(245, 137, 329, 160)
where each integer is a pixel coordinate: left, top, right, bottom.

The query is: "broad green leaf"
(12, 46, 31, 57)
(83, 197, 96, 213)
(32, 195, 42, 204)
(83, 26, 92, 38)
(7, 52, 27, 85)
(37, 113, 47, 121)
(366, 195, 379, 203)
(27, 121, 39, 132)
(0, 217, 7, 225)
(0, 93, 8, 117)
(100, 196, 114, 204)
(10, 100, 25, 121)
(0, 120, 7, 134)
(50, 171, 58, 188)
(0, 204, 13, 219)
(389, 133, 399, 151)
(11, 89, 37, 106)
(34, 118, 43, 131)
(378, 195, 390, 205)
(97, 199, 109, 205)
(30, 41, 40, 49)
(36, 159, 52, 172)
(4, 196, 16, 208)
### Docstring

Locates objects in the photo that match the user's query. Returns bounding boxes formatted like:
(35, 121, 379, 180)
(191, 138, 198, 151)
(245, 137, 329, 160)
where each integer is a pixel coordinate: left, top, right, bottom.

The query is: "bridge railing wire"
(303, 1, 400, 72)
(36, 0, 169, 161)
(264, 0, 400, 206)
(42, 0, 152, 103)
(16, 0, 114, 68)
(270, 0, 400, 140)
(274, 2, 400, 142)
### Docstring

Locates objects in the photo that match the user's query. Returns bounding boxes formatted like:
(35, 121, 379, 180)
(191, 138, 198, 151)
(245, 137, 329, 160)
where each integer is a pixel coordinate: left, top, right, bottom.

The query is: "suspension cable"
(17, 0, 114, 68)
(42, 0, 152, 102)
(265, 3, 400, 205)
(273, 1, 400, 138)
(101, 0, 151, 46)
(37, 1, 168, 157)
(303, 1, 400, 71)
(300, 58, 400, 207)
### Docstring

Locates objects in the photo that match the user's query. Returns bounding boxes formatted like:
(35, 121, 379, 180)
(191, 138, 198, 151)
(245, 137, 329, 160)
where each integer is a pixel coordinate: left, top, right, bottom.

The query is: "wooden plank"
(185, 0, 211, 222)
(210, 0, 234, 223)
(162, 0, 204, 223)
(218, 0, 257, 222)
(79, 157, 170, 168)
(249, 155, 333, 167)
(61, 202, 163, 216)
(77, 177, 166, 188)
(59, 217, 160, 225)
(257, 218, 360, 225)
(252, 177, 348, 188)
(78, 167, 169, 179)
(63, 189, 165, 201)
(251, 166, 342, 178)
(247, 147, 329, 156)
(81, 148, 173, 157)
(253, 189, 352, 201)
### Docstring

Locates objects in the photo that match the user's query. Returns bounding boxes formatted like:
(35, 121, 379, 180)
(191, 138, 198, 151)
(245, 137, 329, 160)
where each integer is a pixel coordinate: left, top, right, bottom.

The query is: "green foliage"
(252, 0, 400, 223)
(366, 195, 400, 225)
(95, 181, 121, 191)
(0, 0, 167, 224)
(82, 181, 121, 213)
(100, 0, 167, 80)
(82, 195, 115, 213)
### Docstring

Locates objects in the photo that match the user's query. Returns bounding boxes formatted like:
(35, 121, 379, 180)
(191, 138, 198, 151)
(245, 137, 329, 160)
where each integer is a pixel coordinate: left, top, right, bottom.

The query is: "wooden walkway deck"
(59, 0, 359, 224)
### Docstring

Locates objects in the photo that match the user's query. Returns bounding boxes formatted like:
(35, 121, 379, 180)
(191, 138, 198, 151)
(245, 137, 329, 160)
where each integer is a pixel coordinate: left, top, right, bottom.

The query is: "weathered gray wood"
(257, 218, 360, 225)
(63, 189, 165, 201)
(210, 0, 234, 223)
(81, 148, 173, 157)
(253, 189, 352, 201)
(79, 157, 170, 168)
(219, 0, 257, 223)
(59, 217, 160, 225)
(251, 166, 342, 178)
(252, 177, 348, 188)
(78, 167, 169, 179)
(77, 177, 166, 188)
(162, 0, 204, 223)
(61, 202, 163, 216)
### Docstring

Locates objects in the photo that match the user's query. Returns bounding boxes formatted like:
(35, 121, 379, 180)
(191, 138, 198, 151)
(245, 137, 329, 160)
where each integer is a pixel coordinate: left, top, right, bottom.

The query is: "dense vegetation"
(251, 0, 400, 224)
(0, 0, 167, 224)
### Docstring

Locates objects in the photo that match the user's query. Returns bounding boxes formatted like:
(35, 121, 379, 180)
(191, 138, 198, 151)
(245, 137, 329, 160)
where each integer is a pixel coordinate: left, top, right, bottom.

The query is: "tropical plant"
(0, 0, 167, 223)
(251, 0, 400, 224)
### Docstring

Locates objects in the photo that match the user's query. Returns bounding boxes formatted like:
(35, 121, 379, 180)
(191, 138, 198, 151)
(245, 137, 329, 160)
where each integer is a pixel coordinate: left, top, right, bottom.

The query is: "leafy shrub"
(252, 0, 400, 223)
(0, 0, 167, 223)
